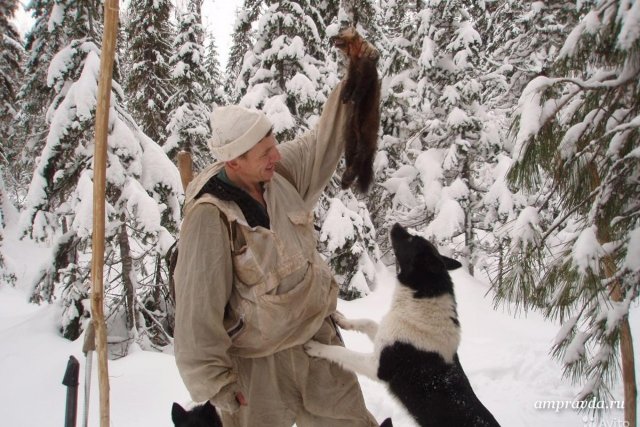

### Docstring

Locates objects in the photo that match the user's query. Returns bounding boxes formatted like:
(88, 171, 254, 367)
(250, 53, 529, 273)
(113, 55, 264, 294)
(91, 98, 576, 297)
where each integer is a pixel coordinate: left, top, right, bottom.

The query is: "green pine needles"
(497, 0, 639, 414)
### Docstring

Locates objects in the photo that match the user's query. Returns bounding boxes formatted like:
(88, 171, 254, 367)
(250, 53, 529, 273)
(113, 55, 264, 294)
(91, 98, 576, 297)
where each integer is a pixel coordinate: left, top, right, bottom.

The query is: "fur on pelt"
(305, 223, 501, 427)
(332, 28, 380, 193)
(171, 401, 222, 427)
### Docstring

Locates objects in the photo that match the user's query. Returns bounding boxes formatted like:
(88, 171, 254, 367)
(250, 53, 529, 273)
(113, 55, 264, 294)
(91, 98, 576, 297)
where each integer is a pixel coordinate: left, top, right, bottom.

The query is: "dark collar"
(196, 173, 270, 229)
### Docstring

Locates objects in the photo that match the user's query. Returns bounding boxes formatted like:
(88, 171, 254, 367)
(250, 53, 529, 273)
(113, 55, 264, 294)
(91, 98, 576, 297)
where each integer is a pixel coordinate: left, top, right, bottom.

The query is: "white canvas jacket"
(174, 81, 350, 403)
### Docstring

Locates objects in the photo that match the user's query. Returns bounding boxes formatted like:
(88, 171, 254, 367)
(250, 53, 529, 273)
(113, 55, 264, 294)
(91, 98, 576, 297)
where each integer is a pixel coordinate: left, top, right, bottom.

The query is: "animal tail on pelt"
(340, 53, 380, 193)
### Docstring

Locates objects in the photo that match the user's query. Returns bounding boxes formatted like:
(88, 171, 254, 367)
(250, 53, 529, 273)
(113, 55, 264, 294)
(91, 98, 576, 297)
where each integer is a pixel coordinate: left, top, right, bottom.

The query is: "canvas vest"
(181, 170, 338, 358)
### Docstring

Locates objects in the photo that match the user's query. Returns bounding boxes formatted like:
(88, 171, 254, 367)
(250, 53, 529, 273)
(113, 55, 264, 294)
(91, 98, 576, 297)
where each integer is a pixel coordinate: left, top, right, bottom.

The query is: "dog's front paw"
(304, 340, 328, 358)
(332, 311, 351, 329)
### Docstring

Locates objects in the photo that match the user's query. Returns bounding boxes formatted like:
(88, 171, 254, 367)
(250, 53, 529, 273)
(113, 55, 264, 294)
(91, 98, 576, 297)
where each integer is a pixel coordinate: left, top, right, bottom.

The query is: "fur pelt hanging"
(333, 28, 381, 193)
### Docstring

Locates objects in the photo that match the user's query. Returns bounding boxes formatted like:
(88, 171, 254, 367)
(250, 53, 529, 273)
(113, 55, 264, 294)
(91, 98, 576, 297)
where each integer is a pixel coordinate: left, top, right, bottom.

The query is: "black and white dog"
(172, 401, 222, 427)
(305, 223, 500, 427)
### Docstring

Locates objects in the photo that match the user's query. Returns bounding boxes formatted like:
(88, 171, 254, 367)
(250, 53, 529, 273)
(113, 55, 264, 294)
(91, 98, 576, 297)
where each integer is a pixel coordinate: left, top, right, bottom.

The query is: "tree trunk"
(608, 260, 637, 426)
(590, 163, 637, 427)
(462, 151, 474, 275)
(619, 319, 637, 425)
(465, 208, 474, 276)
(118, 214, 136, 331)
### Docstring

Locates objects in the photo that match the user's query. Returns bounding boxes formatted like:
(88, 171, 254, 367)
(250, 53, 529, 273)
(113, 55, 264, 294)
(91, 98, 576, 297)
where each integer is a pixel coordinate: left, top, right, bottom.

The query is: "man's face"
(235, 133, 281, 184)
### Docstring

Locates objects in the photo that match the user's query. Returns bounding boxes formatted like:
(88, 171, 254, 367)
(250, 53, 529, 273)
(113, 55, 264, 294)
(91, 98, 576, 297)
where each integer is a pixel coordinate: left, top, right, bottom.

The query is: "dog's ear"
(441, 255, 462, 271)
(203, 401, 222, 426)
(420, 241, 456, 274)
(171, 402, 188, 426)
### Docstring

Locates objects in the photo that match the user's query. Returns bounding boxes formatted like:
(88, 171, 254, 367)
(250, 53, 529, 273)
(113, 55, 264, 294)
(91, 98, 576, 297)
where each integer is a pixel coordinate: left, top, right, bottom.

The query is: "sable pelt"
(339, 47, 381, 193)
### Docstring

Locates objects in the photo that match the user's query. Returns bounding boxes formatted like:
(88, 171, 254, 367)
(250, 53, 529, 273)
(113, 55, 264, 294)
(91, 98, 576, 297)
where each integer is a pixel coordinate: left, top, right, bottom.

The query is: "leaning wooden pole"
(91, 0, 119, 426)
(177, 150, 194, 191)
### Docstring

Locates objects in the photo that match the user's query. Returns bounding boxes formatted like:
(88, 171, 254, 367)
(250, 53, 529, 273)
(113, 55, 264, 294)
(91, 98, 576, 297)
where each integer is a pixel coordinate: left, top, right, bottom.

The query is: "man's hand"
(235, 391, 248, 406)
(210, 383, 248, 413)
(333, 27, 379, 61)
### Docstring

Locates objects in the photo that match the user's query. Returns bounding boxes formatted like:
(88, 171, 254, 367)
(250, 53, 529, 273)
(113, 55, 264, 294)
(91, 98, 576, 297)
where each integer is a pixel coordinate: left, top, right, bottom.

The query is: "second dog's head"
(390, 223, 462, 298)
(172, 401, 222, 427)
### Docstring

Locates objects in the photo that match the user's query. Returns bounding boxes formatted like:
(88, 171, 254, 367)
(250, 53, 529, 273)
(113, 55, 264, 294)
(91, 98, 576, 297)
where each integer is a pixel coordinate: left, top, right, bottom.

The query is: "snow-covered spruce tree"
(124, 0, 174, 145)
(381, 1, 501, 275)
(165, 0, 212, 171)
(238, 0, 329, 141)
(0, 167, 16, 286)
(11, 0, 68, 205)
(121, 3, 181, 343)
(17, 0, 100, 338)
(0, 0, 24, 155)
(0, 168, 5, 279)
(496, 1, 639, 422)
(14, 0, 96, 308)
(339, 0, 383, 44)
(316, 0, 339, 27)
(314, 1, 384, 293)
(477, 1, 582, 110)
(317, 188, 380, 299)
(230, 1, 382, 297)
(203, 36, 226, 107)
(0, 175, 6, 285)
(19, 0, 182, 349)
(360, 0, 423, 258)
(225, 0, 261, 101)
(376, 0, 421, 141)
(461, 1, 584, 282)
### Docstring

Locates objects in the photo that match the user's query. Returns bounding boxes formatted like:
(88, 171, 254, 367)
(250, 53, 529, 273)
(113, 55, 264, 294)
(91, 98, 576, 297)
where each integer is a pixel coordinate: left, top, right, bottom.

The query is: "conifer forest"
(1, 0, 639, 421)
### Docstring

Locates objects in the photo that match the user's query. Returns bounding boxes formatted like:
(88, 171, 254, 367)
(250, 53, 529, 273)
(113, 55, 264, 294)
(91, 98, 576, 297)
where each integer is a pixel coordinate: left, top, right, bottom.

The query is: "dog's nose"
(390, 223, 406, 240)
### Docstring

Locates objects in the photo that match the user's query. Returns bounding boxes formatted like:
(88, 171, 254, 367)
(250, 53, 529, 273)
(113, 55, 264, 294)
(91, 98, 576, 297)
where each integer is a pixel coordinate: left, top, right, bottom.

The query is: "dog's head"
(390, 223, 462, 298)
(172, 401, 222, 427)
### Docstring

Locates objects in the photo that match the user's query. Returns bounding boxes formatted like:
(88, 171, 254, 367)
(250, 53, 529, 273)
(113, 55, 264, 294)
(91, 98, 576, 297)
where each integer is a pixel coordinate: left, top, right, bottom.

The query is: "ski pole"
(62, 355, 80, 427)
(82, 321, 96, 427)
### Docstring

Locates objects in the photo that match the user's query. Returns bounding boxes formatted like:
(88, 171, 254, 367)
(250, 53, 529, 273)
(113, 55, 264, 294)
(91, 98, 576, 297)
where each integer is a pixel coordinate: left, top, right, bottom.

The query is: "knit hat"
(208, 105, 272, 161)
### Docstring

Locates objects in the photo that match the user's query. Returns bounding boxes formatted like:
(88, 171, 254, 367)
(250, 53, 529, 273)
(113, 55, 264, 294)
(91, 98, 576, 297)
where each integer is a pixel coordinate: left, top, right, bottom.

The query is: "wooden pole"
(177, 150, 194, 191)
(91, 0, 119, 426)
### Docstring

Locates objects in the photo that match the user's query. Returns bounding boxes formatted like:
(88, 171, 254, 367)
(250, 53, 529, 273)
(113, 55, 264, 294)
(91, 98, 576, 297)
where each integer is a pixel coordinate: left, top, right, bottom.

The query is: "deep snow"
(0, 219, 636, 426)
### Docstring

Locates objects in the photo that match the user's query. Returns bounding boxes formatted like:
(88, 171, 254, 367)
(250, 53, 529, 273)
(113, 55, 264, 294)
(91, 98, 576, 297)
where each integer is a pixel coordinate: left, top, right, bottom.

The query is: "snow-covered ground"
(0, 221, 636, 427)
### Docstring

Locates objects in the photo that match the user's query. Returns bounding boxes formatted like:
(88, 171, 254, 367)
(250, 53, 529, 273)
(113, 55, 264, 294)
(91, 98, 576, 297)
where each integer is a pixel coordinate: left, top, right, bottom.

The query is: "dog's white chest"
(374, 285, 460, 363)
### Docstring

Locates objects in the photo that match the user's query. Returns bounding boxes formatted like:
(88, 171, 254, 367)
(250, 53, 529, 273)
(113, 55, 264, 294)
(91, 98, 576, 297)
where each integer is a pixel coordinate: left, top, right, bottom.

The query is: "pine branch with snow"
(498, 0, 640, 412)
(317, 192, 380, 299)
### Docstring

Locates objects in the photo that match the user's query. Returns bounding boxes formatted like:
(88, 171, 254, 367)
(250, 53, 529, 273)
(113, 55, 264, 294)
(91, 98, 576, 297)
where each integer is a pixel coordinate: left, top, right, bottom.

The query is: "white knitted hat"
(208, 105, 272, 161)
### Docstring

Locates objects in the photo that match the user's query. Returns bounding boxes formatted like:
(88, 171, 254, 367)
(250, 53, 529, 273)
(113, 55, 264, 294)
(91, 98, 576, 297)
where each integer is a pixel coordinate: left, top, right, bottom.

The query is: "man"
(173, 28, 380, 427)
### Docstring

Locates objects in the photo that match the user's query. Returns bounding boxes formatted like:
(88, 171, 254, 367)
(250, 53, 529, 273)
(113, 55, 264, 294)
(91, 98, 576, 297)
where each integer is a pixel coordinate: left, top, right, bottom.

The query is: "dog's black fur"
(171, 400, 393, 426)
(383, 224, 500, 426)
(171, 401, 222, 427)
(305, 223, 500, 427)
(391, 223, 463, 298)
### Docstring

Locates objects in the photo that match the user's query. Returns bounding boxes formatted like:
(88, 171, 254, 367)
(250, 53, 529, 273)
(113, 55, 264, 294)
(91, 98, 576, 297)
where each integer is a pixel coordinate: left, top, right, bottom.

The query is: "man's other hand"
(333, 27, 379, 61)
